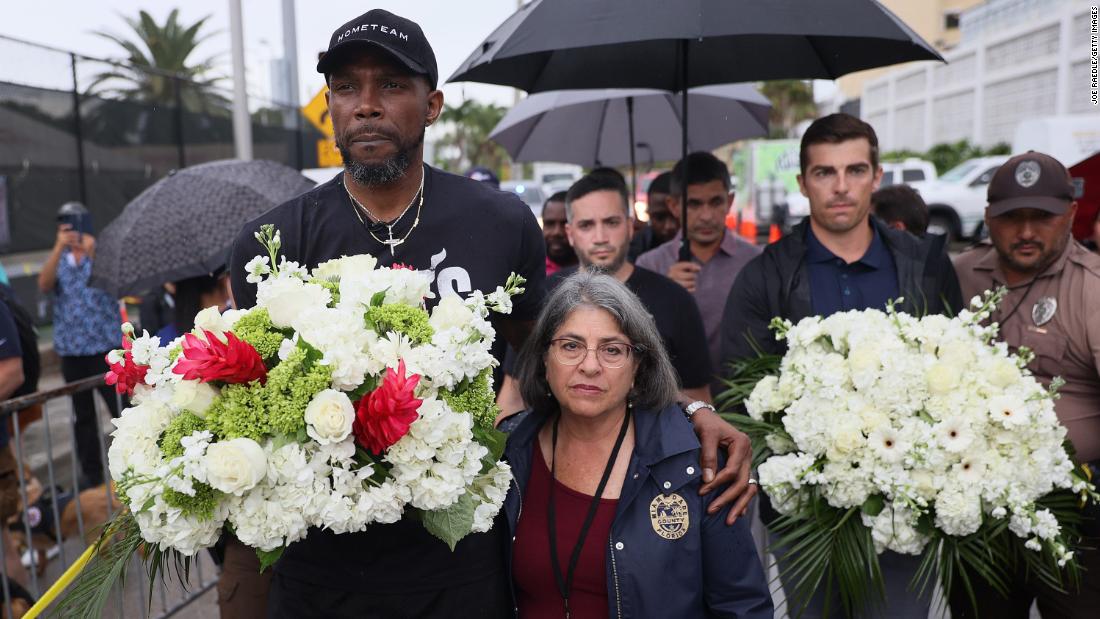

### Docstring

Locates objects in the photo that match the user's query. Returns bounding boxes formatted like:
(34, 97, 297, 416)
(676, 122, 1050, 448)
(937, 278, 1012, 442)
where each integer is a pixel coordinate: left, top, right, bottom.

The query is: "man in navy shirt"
(719, 113, 961, 618)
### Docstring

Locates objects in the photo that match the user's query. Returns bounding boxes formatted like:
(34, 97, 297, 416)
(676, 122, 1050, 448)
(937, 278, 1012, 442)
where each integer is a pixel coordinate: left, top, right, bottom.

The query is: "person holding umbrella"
(37, 201, 122, 489)
(636, 153, 761, 374)
(227, 9, 757, 617)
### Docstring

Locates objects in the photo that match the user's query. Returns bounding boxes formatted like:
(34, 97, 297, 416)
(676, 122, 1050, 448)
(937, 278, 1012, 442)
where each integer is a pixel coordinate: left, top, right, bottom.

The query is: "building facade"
(861, 0, 1095, 152)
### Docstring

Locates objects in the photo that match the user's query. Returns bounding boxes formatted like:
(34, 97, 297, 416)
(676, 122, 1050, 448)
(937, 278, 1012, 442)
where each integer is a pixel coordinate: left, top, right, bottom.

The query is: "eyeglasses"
(548, 338, 639, 369)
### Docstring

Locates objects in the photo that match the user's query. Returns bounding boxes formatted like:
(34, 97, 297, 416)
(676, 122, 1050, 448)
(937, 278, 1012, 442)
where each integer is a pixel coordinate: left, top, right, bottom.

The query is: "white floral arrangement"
(55, 225, 522, 616)
(721, 292, 1096, 614)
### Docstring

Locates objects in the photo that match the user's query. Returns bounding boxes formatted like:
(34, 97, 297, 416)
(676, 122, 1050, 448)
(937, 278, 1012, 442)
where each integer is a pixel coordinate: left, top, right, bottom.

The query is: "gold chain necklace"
(345, 167, 425, 256)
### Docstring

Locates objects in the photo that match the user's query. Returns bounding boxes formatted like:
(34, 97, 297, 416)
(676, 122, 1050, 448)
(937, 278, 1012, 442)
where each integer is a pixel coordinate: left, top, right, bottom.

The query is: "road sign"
(302, 87, 333, 137)
(317, 137, 341, 167)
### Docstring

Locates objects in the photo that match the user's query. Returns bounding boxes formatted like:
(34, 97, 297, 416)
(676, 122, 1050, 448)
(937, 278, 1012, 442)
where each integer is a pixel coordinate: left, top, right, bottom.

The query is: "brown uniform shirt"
(954, 241, 1100, 462)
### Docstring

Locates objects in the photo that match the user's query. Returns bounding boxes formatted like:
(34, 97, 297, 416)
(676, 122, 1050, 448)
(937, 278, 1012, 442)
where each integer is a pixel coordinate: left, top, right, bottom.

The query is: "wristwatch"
(683, 400, 716, 419)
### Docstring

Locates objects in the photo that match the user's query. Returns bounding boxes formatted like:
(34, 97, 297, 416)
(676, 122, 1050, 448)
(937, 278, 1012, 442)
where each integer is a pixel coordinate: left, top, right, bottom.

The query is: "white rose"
(256, 276, 331, 328)
(429, 295, 474, 332)
(193, 306, 231, 336)
(171, 380, 220, 417)
(204, 438, 267, 495)
(987, 358, 1021, 388)
(304, 389, 356, 445)
(926, 362, 960, 395)
(314, 254, 378, 281)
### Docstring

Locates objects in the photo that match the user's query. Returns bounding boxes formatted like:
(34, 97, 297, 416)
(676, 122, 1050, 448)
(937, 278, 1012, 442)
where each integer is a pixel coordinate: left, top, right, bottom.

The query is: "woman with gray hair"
(500, 271, 772, 618)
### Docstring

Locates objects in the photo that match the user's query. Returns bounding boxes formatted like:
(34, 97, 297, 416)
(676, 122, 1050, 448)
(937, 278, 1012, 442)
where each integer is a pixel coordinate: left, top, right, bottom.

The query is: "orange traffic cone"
(739, 217, 757, 244)
(768, 224, 782, 243)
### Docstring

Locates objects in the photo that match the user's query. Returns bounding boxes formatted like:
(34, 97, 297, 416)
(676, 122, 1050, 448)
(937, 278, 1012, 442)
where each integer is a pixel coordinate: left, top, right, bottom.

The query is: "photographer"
(37, 202, 122, 489)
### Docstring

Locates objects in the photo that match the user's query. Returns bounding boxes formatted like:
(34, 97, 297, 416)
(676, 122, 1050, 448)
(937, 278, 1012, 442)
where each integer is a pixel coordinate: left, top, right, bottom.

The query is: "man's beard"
(338, 126, 425, 187)
(580, 246, 627, 275)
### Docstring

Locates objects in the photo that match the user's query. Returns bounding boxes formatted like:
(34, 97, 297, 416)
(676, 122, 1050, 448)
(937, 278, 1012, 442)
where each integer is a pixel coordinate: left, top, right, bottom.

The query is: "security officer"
(952, 151, 1100, 618)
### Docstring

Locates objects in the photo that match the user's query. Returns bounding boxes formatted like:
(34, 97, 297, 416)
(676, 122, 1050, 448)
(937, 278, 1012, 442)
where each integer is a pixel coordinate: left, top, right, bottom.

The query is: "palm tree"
(87, 9, 228, 113)
(434, 99, 510, 174)
(759, 80, 817, 139)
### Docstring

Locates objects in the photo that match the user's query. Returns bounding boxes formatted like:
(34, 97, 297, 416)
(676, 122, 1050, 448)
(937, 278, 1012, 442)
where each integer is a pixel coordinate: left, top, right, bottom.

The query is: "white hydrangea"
(749, 305, 1085, 561)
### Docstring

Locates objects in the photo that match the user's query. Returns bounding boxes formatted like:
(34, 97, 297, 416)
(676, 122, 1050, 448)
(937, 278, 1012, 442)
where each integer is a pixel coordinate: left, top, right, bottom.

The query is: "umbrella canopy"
(490, 84, 771, 167)
(91, 159, 315, 297)
(449, 0, 942, 92)
(451, 0, 942, 259)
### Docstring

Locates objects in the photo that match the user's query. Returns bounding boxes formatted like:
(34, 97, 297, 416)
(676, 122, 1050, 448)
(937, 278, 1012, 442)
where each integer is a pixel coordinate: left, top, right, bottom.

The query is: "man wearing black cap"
(228, 10, 543, 617)
(951, 152, 1100, 618)
(228, 10, 755, 618)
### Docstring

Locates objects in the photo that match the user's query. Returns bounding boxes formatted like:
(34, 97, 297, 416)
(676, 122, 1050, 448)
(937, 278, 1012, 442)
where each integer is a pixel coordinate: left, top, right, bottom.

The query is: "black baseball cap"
(987, 151, 1075, 217)
(316, 9, 438, 89)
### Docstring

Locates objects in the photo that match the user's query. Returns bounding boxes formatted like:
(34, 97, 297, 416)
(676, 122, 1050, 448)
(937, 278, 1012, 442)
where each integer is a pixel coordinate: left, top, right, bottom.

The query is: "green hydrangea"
(231, 308, 286, 360)
(366, 304, 434, 344)
(162, 481, 220, 519)
(204, 344, 332, 441)
(158, 412, 208, 460)
(440, 368, 499, 430)
(263, 345, 332, 436)
(205, 382, 268, 441)
(168, 343, 183, 363)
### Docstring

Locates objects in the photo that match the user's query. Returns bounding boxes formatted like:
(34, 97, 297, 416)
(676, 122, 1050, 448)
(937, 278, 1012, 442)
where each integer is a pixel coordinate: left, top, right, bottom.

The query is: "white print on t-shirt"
(427, 249, 472, 298)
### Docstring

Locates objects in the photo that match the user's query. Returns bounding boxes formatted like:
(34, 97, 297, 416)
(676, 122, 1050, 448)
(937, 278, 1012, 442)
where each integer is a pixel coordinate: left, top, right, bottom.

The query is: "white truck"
(909, 155, 1009, 242)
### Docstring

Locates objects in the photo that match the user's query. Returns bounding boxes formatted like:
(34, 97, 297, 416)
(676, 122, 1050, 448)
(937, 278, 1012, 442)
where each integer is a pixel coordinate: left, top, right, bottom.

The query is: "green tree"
(759, 80, 817, 139)
(88, 9, 228, 113)
(434, 99, 510, 174)
(883, 140, 1012, 175)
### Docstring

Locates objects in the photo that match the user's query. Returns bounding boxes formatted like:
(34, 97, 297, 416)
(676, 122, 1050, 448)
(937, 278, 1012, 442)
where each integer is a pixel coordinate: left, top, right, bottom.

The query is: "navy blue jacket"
(501, 405, 773, 618)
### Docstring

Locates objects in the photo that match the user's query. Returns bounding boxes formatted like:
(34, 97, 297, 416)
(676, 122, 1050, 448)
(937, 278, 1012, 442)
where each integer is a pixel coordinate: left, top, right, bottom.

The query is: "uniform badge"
(649, 493, 689, 540)
(1015, 160, 1041, 188)
(1032, 296, 1057, 327)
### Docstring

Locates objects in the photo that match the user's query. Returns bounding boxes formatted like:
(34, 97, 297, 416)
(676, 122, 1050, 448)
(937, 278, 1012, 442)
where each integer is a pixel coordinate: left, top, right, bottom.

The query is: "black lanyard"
(547, 410, 632, 619)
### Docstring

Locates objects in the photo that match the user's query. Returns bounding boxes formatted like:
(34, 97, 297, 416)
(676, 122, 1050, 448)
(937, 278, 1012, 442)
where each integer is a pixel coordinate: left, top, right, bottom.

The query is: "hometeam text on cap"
(986, 151, 1075, 217)
(316, 9, 439, 89)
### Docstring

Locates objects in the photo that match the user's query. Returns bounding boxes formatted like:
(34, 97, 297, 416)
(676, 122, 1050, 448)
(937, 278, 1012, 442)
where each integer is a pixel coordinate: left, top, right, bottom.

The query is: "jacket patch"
(649, 493, 689, 540)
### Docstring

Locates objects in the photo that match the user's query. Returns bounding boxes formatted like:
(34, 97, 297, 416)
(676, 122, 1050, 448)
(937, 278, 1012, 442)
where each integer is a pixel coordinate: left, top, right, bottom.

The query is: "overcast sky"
(0, 0, 525, 107)
(0, 0, 840, 117)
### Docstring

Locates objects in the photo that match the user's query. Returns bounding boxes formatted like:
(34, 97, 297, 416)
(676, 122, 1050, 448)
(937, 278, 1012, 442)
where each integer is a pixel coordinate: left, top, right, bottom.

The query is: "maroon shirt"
(513, 444, 618, 619)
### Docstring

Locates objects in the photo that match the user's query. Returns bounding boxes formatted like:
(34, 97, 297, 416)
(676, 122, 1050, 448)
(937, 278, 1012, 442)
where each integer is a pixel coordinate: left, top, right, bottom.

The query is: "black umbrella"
(91, 159, 315, 297)
(489, 85, 771, 199)
(450, 0, 943, 258)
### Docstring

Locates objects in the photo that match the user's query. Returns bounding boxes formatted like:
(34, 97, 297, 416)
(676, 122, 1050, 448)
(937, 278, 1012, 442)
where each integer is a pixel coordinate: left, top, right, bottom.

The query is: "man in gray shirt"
(636, 152, 760, 375)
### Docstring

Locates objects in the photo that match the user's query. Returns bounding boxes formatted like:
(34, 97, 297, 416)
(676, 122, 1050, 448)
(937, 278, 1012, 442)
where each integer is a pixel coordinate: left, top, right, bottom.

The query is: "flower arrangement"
(719, 292, 1097, 615)
(51, 225, 521, 616)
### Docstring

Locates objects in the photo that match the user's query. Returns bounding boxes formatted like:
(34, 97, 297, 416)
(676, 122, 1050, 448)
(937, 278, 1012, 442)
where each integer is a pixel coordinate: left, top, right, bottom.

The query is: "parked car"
(909, 155, 1009, 242)
(879, 159, 937, 186)
(501, 180, 546, 220)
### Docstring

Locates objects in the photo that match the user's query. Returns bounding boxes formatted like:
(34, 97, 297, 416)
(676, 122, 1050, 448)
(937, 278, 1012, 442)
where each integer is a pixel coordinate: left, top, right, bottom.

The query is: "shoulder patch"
(1069, 244, 1100, 279)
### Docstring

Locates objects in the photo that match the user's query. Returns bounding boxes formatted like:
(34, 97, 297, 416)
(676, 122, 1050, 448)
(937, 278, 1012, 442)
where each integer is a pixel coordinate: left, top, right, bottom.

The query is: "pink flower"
(104, 336, 147, 396)
(353, 360, 422, 454)
(172, 330, 267, 385)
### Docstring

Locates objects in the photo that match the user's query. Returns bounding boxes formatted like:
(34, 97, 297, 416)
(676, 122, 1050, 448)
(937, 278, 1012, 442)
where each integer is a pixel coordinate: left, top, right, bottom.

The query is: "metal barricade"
(0, 376, 217, 618)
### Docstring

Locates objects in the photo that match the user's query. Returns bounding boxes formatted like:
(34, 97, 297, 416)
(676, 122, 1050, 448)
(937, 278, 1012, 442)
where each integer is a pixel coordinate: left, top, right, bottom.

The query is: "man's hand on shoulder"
(687, 405, 757, 526)
(666, 261, 701, 293)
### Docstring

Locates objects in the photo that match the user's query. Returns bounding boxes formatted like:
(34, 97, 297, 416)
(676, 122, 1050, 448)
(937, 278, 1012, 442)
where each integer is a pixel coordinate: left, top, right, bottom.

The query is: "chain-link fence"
(0, 33, 323, 258)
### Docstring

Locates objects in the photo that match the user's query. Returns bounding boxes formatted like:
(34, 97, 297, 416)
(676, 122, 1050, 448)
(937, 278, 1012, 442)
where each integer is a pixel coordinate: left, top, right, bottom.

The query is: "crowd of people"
(0, 6, 1099, 618)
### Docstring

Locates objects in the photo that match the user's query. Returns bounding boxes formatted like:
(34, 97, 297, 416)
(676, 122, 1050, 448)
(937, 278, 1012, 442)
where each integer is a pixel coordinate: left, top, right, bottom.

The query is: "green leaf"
(255, 547, 284, 572)
(474, 424, 507, 465)
(347, 376, 379, 402)
(861, 494, 885, 518)
(421, 492, 479, 551)
(370, 290, 388, 307)
(295, 337, 325, 366)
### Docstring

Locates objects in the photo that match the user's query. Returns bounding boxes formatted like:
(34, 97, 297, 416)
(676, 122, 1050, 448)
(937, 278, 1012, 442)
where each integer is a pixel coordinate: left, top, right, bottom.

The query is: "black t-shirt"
(227, 166, 546, 594)
(545, 265, 713, 389)
(0, 300, 22, 448)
